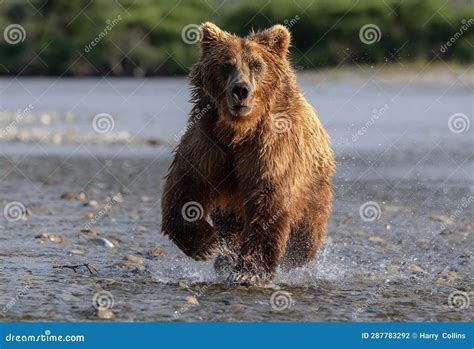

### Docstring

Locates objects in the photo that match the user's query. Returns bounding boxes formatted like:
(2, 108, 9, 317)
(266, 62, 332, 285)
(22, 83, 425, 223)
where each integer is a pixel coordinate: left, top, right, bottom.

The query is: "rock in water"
(97, 306, 114, 320)
(126, 255, 144, 264)
(185, 296, 199, 305)
(89, 237, 115, 249)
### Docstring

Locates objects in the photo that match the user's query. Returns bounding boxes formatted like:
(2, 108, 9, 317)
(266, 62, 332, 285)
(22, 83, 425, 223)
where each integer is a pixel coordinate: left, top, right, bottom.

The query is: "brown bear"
(161, 22, 335, 284)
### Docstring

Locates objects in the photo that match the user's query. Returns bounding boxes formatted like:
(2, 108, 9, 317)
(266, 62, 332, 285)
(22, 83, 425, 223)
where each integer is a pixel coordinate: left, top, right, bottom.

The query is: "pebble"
(80, 229, 98, 237)
(85, 200, 99, 208)
(115, 262, 145, 273)
(407, 264, 425, 273)
(179, 282, 190, 290)
(61, 192, 87, 200)
(89, 237, 115, 248)
(387, 265, 399, 273)
(69, 249, 85, 256)
(185, 296, 199, 305)
(97, 307, 114, 320)
(447, 271, 458, 279)
(429, 214, 452, 224)
(141, 196, 154, 203)
(126, 255, 144, 264)
(35, 232, 66, 244)
(146, 246, 167, 259)
(368, 236, 385, 242)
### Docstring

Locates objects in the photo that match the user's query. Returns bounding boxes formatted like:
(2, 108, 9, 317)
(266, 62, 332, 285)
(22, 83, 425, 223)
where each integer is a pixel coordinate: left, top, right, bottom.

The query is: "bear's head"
(190, 22, 292, 127)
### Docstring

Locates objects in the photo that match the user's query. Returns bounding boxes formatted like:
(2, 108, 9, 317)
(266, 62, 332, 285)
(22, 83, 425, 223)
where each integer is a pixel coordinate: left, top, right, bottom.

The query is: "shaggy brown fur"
(161, 22, 335, 284)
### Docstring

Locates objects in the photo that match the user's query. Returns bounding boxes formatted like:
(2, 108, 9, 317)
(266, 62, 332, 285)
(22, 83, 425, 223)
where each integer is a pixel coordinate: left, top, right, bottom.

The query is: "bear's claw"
(227, 271, 262, 285)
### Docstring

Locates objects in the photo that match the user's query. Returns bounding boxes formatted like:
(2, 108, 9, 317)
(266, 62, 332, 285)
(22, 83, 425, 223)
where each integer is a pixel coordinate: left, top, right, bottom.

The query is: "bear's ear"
(252, 25, 291, 58)
(199, 22, 227, 49)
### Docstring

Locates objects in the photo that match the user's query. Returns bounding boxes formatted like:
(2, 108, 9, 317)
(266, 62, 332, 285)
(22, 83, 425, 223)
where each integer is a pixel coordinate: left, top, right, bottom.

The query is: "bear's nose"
(232, 83, 249, 101)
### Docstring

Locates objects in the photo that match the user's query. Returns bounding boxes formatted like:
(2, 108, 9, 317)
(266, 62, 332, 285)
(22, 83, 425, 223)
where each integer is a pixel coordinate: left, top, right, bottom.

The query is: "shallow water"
(0, 73, 472, 321)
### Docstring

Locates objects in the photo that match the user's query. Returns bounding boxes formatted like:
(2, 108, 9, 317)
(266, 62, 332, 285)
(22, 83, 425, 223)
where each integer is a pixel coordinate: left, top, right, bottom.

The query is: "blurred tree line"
(0, 0, 472, 76)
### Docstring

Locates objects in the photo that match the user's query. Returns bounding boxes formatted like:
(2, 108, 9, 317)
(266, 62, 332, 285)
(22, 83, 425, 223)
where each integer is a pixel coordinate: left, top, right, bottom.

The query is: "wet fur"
(161, 22, 335, 284)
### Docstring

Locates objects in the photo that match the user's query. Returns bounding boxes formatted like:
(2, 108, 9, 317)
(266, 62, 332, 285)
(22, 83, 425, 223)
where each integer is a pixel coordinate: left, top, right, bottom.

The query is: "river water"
(0, 70, 472, 321)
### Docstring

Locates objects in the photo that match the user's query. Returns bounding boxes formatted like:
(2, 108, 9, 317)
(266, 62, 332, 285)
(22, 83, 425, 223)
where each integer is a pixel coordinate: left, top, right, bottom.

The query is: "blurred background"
(0, 0, 473, 76)
(0, 0, 472, 322)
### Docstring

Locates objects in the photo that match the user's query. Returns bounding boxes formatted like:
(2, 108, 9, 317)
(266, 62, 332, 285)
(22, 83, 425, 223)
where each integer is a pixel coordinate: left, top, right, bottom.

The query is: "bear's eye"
(222, 63, 233, 76)
(250, 61, 262, 74)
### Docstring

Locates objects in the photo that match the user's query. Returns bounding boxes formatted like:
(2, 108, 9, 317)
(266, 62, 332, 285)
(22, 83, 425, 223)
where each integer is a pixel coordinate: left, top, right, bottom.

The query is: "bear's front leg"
(161, 171, 219, 261)
(229, 193, 291, 284)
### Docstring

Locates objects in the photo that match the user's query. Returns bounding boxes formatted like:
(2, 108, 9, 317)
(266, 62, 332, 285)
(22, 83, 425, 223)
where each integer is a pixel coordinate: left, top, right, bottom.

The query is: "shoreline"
(0, 63, 472, 86)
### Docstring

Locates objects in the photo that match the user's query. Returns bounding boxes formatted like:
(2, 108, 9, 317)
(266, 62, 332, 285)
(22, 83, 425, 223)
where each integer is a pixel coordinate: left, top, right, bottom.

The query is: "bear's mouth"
(230, 104, 252, 116)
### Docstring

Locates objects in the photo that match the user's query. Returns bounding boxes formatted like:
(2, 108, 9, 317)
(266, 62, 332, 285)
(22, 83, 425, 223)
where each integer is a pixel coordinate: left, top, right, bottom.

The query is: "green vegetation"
(0, 0, 472, 76)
